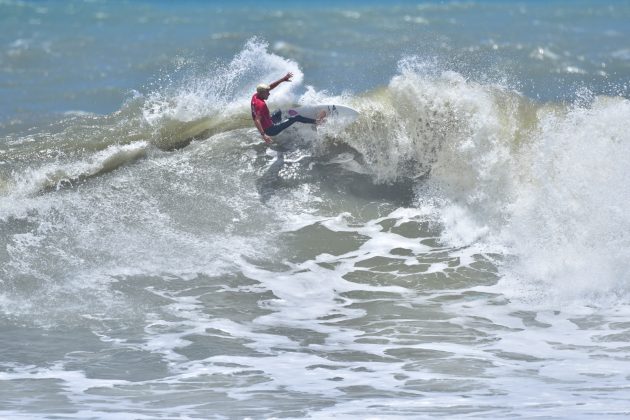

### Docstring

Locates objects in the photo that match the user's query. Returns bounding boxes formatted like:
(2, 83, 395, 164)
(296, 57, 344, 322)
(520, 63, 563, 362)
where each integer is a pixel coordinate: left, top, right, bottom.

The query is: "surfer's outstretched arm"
(268, 72, 293, 90)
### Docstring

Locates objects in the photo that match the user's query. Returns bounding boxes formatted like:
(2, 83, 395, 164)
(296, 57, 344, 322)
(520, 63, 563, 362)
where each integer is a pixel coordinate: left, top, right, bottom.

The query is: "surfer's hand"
(262, 134, 273, 144)
(283, 72, 293, 82)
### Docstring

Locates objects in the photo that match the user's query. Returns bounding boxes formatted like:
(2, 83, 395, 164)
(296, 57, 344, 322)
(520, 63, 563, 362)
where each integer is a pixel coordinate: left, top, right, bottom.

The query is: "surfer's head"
(256, 83, 271, 99)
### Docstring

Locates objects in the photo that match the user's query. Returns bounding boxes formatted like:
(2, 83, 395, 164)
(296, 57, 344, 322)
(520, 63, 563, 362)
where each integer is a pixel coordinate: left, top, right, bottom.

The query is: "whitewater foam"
(142, 38, 303, 126)
(501, 96, 630, 304)
(331, 57, 630, 305)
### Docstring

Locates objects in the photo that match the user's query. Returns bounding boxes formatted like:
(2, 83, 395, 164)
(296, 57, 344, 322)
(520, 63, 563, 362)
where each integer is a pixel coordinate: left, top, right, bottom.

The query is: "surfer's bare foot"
(316, 110, 327, 125)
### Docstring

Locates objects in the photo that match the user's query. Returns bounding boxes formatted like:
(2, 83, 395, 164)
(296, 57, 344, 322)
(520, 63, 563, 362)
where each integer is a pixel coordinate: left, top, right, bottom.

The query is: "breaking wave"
(2, 38, 629, 305)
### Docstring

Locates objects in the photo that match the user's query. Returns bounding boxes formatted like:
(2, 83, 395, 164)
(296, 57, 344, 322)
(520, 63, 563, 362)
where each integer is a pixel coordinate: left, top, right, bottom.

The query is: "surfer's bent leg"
(264, 115, 317, 136)
(271, 110, 282, 124)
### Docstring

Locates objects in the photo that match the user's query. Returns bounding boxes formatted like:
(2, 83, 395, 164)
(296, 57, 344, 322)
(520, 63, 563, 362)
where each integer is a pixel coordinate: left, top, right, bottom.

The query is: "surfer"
(251, 72, 319, 144)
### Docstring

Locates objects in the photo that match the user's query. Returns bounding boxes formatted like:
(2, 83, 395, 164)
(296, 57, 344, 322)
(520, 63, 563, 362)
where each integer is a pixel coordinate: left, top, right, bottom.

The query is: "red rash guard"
(251, 93, 273, 131)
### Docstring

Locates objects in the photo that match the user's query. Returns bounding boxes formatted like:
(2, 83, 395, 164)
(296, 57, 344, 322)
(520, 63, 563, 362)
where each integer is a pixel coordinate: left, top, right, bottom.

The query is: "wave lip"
(6, 142, 148, 197)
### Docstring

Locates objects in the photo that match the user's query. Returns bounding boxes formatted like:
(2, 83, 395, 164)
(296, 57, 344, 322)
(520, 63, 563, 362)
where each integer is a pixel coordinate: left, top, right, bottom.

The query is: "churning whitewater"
(2, 2, 630, 418)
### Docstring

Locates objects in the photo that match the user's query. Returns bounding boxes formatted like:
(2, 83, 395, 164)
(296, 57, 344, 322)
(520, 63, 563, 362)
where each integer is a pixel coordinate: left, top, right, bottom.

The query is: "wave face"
(2, 6, 630, 419)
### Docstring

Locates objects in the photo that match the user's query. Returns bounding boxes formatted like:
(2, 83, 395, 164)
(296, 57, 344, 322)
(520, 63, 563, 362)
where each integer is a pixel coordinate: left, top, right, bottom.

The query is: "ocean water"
(1, 0, 630, 418)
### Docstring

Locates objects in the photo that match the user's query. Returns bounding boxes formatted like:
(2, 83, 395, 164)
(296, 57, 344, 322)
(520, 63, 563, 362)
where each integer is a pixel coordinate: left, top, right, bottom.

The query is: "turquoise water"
(1, 1, 630, 418)
(2, 0, 628, 133)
